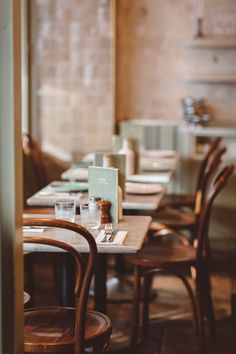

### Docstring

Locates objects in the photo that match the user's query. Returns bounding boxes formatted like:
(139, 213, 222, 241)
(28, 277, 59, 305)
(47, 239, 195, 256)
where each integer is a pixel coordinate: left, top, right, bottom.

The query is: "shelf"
(184, 36, 236, 49)
(184, 72, 236, 84)
(179, 126, 236, 138)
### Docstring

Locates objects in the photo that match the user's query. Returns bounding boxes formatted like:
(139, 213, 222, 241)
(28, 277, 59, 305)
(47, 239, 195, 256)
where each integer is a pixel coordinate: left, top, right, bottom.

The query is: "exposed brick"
(33, 0, 114, 160)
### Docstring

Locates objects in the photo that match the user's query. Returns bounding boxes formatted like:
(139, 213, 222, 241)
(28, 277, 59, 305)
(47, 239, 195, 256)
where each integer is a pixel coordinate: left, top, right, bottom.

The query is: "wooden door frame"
(0, 0, 24, 353)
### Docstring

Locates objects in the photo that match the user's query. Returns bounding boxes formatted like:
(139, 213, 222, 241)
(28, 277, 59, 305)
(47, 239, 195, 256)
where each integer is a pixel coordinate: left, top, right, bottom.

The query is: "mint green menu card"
(88, 166, 119, 223)
(102, 153, 126, 199)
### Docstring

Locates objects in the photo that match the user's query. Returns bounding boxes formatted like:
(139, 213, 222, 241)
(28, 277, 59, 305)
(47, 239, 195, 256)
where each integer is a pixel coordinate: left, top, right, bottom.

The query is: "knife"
(108, 228, 119, 242)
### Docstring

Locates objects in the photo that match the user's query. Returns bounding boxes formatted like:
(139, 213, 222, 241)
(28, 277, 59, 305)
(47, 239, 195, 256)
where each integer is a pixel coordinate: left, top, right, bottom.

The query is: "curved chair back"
(194, 146, 227, 233)
(196, 164, 235, 262)
(23, 218, 97, 354)
(22, 134, 48, 190)
(194, 137, 222, 194)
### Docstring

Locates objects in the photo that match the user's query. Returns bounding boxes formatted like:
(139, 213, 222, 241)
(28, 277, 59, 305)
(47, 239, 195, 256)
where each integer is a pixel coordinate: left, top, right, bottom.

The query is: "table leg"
(94, 254, 107, 314)
(58, 253, 75, 307)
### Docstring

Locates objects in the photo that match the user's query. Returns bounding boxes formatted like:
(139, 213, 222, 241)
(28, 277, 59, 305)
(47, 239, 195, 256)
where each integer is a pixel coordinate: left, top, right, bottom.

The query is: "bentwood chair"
(22, 133, 48, 192)
(23, 218, 112, 354)
(159, 137, 222, 209)
(22, 133, 67, 212)
(150, 143, 226, 242)
(125, 164, 235, 354)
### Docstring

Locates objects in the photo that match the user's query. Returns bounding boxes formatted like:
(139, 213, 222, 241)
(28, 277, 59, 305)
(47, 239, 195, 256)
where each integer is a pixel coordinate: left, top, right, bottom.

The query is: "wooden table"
(61, 166, 174, 184)
(26, 182, 165, 211)
(23, 214, 152, 313)
(61, 150, 178, 183)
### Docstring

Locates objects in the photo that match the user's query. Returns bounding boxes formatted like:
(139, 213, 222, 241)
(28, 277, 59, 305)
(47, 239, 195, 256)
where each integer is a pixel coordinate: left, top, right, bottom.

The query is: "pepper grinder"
(97, 199, 111, 224)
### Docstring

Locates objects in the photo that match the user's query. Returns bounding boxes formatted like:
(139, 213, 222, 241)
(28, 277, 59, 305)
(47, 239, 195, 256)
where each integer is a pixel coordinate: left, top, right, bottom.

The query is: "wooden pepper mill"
(97, 199, 111, 224)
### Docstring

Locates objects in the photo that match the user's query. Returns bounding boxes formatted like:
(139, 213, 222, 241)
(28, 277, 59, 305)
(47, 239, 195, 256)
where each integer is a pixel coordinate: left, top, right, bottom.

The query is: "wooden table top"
(23, 214, 152, 254)
(61, 151, 178, 183)
(61, 167, 174, 184)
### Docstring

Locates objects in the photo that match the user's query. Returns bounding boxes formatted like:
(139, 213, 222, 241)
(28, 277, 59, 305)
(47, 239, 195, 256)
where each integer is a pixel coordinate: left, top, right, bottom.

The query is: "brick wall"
(32, 0, 236, 161)
(32, 0, 114, 161)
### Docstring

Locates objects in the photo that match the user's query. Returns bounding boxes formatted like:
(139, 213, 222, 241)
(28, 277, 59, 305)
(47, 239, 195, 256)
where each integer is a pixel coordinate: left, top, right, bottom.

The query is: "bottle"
(102, 154, 112, 168)
(89, 196, 101, 206)
(118, 137, 135, 176)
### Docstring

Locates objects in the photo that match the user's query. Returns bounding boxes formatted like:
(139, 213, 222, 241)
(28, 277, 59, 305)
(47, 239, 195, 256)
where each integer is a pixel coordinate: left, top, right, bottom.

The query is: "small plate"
(141, 161, 173, 172)
(24, 291, 31, 304)
(50, 181, 88, 192)
(126, 182, 163, 195)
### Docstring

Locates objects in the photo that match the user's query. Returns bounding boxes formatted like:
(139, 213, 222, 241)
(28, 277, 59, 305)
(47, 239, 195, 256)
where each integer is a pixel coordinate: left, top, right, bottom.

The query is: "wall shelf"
(184, 72, 236, 84)
(184, 36, 236, 49)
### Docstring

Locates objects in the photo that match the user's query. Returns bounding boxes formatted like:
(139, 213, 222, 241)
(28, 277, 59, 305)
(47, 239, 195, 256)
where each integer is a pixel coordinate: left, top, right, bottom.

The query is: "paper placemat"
(96, 230, 127, 245)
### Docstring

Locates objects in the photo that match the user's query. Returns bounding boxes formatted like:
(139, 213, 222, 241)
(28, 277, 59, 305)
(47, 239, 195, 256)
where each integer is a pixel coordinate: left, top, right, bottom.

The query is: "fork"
(101, 223, 113, 242)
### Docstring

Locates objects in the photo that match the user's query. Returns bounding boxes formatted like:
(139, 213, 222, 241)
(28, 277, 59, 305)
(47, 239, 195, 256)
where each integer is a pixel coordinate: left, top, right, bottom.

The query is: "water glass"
(55, 199, 76, 222)
(80, 203, 101, 230)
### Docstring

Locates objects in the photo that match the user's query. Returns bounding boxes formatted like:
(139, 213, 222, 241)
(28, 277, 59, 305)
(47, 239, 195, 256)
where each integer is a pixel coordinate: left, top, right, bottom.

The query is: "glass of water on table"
(80, 203, 101, 230)
(55, 199, 76, 222)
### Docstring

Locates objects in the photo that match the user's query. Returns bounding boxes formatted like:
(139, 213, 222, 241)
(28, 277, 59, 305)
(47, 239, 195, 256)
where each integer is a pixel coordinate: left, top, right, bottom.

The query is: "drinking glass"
(80, 203, 101, 230)
(55, 199, 76, 222)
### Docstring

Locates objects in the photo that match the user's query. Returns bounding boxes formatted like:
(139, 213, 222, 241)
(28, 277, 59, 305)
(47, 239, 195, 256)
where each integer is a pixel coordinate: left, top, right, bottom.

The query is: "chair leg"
(142, 273, 152, 336)
(196, 271, 207, 354)
(130, 265, 142, 349)
(203, 265, 216, 337)
(173, 272, 199, 339)
(93, 337, 110, 354)
(24, 253, 36, 306)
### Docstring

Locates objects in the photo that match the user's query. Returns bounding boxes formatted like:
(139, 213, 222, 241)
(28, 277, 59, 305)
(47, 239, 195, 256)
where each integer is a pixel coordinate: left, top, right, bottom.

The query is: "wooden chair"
(125, 164, 235, 354)
(22, 133, 68, 205)
(22, 133, 48, 191)
(149, 144, 226, 241)
(159, 137, 222, 209)
(23, 218, 112, 354)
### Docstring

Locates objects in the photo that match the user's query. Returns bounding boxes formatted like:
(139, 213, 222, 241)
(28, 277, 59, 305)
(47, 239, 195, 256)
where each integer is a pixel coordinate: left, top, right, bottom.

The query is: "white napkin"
(61, 168, 88, 181)
(96, 230, 127, 245)
(23, 227, 45, 233)
(38, 191, 69, 196)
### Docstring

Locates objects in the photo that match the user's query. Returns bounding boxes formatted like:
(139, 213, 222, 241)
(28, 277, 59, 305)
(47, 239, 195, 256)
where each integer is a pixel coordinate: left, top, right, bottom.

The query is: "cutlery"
(107, 228, 118, 242)
(101, 223, 113, 242)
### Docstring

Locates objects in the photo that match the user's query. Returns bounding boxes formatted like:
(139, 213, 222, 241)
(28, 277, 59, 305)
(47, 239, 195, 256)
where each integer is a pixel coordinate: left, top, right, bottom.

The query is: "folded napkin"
(23, 227, 45, 233)
(96, 230, 127, 245)
(50, 181, 88, 192)
(61, 168, 88, 181)
(38, 191, 70, 196)
(38, 191, 83, 199)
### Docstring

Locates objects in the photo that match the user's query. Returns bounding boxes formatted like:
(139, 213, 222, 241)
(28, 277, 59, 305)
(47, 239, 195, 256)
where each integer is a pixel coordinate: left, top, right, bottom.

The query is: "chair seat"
(150, 208, 195, 230)
(24, 307, 112, 352)
(125, 242, 197, 268)
(159, 193, 195, 209)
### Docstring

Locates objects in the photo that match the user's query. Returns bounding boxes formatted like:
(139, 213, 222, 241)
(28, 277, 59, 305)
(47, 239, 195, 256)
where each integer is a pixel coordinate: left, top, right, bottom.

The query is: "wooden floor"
(25, 254, 236, 354)
(106, 271, 236, 354)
